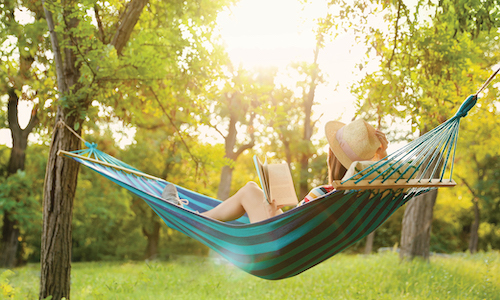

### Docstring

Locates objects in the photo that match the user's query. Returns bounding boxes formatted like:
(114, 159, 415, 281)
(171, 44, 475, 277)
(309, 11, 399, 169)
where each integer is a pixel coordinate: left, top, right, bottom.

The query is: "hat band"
(336, 127, 368, 162)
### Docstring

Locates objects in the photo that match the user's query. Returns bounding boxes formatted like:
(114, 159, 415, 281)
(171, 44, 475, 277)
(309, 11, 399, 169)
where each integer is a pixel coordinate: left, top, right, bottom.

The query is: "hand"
(267, 199, 284, 217)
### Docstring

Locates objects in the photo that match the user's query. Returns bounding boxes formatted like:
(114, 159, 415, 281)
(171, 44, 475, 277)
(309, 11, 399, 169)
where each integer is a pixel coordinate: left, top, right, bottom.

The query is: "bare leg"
(201, 181, 283, 223)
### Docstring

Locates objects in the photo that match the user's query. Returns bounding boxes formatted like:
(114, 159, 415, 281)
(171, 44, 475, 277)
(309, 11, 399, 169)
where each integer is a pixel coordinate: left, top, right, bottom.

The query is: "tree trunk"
(400, 189, 437, 261)
(364, 231, 375, 254)
(40, 4, 83, 298)
(298, 41, 320, 199)
(469, 199, 480, 254)
(0, 89, 37, 268)
(39, 114, 82, 300)
(0, 212, 20, 268)
(399, 137, 442, 261)
(217, 165, 234, 200)
(216, 106, 254, 201)
(143, 220, 161, 260)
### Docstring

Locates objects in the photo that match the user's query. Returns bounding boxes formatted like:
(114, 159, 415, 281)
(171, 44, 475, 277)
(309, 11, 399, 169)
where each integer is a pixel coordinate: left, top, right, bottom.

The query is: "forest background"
(0, 0, 499, 276)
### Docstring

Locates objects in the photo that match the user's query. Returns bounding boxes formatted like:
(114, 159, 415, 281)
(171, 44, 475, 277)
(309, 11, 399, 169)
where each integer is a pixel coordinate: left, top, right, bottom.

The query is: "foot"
(161, 184, 186, 207)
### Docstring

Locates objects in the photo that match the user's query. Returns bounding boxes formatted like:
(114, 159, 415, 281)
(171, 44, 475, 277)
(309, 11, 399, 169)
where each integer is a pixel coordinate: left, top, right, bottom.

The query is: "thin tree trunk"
(459, 175, 481, 254)
(143, 220, 161, 260)
(217, 165, 234, 200)
(0, 212, 20, 268)
(217, 107, 254, 201)
(364, 231, 375, 254)
(469, 199, 480, 253)
(299, 39, 320, 199)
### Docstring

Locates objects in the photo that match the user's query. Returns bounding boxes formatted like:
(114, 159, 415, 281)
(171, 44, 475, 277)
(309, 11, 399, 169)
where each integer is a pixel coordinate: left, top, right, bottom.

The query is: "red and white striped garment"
(297, 185, 335, 206)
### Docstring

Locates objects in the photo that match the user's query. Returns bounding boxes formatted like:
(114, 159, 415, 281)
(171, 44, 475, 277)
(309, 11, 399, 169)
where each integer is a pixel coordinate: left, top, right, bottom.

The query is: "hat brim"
(325, 121, 352, 169)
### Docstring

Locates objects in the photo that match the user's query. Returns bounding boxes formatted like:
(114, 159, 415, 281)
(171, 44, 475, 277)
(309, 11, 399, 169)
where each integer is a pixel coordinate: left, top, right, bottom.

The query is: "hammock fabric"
(59, 68, 498, 280)
(62, 148, 422, 280)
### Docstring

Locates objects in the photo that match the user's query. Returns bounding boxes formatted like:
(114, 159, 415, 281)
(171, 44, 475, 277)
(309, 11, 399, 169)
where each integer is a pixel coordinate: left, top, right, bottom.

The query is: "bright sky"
(215, 0, 372, 143)
(0, 0, 373, 148)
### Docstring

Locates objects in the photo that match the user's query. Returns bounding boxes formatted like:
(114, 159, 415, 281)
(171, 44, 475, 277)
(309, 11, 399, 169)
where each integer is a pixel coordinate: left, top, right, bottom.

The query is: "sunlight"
(216, 0, 372, 145)
(217, 0, 325, 69)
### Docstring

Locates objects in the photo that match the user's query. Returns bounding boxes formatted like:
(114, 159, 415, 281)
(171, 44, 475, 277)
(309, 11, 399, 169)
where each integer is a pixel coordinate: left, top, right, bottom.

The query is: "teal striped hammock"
(62, 146, 420, 280)
(59, 70, 496, 280)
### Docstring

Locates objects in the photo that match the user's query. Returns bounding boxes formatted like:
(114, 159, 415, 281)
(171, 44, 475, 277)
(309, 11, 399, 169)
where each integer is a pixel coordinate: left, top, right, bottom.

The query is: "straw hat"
(325, 119, 381, 169)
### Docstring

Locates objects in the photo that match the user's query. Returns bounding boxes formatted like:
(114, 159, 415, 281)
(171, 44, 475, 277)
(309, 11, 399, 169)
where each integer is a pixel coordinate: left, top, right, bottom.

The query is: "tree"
(40, 0, 233, 296)
(0, 0, 51, 267)
(454, 99, 500, 253)
(210, 66, 275, 200)
(0, 91, 38, 268)
(336, 0, 500, 260)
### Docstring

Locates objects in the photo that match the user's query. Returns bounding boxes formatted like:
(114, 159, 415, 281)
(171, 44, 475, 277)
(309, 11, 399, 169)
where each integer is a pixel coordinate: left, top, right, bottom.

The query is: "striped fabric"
(69, 154, 421, 280)
(299, 185, 335, 206)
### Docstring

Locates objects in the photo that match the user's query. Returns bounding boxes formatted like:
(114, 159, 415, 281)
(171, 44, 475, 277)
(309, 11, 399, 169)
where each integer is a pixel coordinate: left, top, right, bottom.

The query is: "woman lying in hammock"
(162, 119, 388, 223)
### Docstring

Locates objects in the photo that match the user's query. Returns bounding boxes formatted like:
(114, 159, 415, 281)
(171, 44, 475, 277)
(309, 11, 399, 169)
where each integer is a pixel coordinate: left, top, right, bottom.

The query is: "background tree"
(210, 66, 275, 200)
(0, 0, 53, 268)
(454, 94, 500, 253)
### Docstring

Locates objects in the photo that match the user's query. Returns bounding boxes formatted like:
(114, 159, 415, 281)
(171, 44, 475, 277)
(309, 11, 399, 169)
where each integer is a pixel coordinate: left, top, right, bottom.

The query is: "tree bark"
(39, 113, 82, 300)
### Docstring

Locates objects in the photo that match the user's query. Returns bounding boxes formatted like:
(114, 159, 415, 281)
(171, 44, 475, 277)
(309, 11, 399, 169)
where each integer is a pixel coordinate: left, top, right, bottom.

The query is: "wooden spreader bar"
(332, 179, 456, 190)
(57, 150, 164, 182)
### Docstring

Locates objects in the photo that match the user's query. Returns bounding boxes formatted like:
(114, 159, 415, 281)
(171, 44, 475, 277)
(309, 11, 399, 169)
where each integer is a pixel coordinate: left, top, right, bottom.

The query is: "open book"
(253, 155, 299, 207)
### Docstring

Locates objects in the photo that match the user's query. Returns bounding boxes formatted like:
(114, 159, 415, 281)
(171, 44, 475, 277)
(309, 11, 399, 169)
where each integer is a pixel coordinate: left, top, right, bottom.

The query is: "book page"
(253, 156, 271, 203)
(267, 164, 298, 206)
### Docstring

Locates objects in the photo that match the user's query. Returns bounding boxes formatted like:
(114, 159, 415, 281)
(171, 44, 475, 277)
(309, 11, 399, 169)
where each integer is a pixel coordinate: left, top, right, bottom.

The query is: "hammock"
(58, 68, 498, 280)
(61, 147, 420, 280)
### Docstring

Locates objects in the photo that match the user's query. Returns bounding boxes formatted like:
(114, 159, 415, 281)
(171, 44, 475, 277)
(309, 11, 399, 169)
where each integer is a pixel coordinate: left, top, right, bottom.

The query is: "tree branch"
(94, 4, 106, 43)
(42, 0, 68, 93)
(24, 104, 39, 134)
(7, 89, 21, 134)
(387, 0, 403, 68)
(111, 0, 149, 56)
(149, 88, 207, 177)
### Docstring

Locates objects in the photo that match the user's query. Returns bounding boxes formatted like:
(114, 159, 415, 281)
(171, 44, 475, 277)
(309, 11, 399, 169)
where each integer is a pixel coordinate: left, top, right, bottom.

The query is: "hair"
(327, 148, 347, 184)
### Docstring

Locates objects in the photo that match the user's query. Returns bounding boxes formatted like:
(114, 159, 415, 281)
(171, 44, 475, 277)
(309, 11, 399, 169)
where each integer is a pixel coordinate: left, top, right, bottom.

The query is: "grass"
(1, 251, 499, 299)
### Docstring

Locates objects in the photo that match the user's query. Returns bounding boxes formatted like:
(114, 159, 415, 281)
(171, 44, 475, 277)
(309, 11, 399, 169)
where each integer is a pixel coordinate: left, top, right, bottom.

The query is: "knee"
(242, 181, 265, 197)
(244, 181, 260, 191)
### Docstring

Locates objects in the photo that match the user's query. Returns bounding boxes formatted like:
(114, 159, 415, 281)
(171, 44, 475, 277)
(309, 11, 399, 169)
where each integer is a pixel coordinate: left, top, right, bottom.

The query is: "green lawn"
(2, 251, 499, 299)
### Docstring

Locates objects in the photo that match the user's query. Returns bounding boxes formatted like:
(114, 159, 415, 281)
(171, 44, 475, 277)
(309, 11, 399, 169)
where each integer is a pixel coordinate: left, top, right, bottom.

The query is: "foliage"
(0, 269, 17, 299)
(0, 0, 56, 128)
(0, 144, 45, 263)
(3, 252, 500, 299)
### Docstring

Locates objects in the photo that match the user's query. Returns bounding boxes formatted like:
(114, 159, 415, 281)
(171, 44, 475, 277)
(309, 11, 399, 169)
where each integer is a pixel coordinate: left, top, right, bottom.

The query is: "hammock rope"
(56, 67, 499, 279)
